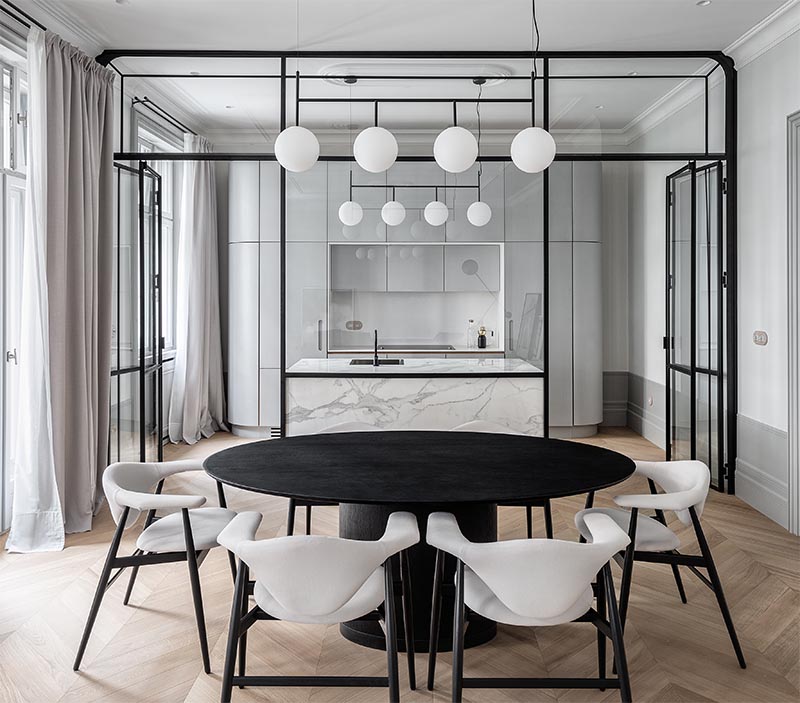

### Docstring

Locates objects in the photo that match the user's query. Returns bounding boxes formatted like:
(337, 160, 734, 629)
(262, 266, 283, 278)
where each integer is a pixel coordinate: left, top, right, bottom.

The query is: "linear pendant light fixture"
(434, 101, 478, 173)
(510, 0, 556, 173)
(467, 79, 492, 227)
(354, 100, 398, 173)
(339, 83, 364, 226)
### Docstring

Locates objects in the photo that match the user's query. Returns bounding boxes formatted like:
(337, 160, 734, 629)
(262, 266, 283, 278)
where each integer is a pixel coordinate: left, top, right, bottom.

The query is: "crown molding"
(28, 0, 107, 55)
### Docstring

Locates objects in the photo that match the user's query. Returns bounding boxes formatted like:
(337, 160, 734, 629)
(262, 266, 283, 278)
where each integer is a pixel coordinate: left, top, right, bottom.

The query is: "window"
(0, 60, 27, 173)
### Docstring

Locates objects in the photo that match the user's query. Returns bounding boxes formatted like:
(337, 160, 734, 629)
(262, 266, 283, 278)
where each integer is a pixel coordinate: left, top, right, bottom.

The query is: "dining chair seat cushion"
(575, 507, 681, 552)
(136, 507, 236, 553)
(253, 567, 386, 624)
(462, 566, 593, 626)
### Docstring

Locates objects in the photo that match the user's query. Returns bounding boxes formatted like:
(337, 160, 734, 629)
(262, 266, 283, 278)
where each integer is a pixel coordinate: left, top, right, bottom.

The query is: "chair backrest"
(102, 459, 203, 529)
(230, 512, 419, 618)
(451, 420, 522, 435)
(318, 421, 380, 434)
(635, 460, 710, 525)
(427, 512, 629, 621)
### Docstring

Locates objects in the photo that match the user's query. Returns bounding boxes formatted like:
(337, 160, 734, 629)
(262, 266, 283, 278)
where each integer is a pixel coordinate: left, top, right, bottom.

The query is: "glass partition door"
(666, 161, 726, 488)
(110, 162, 163, 464)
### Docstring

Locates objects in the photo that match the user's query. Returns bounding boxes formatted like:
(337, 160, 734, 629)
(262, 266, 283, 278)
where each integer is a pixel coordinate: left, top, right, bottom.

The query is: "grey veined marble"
(286, 375, 544, 436)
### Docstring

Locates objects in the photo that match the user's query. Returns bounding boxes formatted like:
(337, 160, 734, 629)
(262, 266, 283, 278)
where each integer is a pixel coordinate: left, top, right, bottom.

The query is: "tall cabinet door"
(228, 242, 259, 428)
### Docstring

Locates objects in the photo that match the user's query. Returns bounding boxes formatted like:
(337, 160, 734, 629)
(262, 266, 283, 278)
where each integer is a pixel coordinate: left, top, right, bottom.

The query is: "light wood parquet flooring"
(0, 428, 797, 702)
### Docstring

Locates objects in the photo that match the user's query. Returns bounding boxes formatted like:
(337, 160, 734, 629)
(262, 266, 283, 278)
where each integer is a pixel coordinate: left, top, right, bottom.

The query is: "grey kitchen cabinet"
(444, 244, 501, 292)
(387, 244, 444, 292)
(330, 244, 387, 292)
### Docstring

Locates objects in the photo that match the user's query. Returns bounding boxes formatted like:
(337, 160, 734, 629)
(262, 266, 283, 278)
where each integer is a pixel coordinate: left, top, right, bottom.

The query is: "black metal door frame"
(666, 160, 725, 489)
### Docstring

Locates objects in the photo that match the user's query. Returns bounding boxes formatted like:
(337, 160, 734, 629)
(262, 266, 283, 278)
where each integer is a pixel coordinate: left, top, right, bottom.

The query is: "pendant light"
(382, 187, 406, 226)
(467, 79, 492, 227)
(434, 101, 478, 174)
(339, 87, 363, 226)
(353, 101, 398, 173)
(510, 0, 556, 174)
(424, 186, 449, 227)
(275, 3, 319, 173)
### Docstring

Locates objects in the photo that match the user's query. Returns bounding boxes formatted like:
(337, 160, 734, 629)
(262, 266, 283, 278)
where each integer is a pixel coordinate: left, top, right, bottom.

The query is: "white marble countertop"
(286, 357, 543, 375)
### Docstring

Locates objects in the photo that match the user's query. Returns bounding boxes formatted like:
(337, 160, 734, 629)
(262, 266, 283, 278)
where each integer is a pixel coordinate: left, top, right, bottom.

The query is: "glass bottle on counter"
(477, 325, 487, 349)
(466, 319, 476, 349)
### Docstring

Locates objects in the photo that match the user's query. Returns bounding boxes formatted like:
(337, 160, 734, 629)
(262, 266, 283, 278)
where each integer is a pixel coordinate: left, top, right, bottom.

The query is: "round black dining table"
(205, 430, 635, 652)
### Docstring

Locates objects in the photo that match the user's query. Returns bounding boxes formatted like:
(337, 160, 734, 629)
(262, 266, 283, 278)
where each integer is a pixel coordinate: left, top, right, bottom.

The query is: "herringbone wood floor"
(0, 428, 797, 702)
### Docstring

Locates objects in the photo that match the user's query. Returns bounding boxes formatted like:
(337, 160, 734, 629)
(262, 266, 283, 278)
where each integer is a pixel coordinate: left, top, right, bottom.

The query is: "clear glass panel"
(671, 171, 693, 369)
(2, 67, 12, 170)
(671, 370, 693, 461)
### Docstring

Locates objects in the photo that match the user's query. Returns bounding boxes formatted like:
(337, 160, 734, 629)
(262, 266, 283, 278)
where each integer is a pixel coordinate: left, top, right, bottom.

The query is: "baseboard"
(602, 371, 629, 427)
(627, 401, 667, 450)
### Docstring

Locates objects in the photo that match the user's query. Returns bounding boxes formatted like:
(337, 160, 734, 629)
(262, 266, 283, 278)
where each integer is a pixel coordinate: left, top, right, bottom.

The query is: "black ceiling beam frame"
(102, 47, 738, 490)
(0, 0, 46, 31)
(132, 96, 197, 136)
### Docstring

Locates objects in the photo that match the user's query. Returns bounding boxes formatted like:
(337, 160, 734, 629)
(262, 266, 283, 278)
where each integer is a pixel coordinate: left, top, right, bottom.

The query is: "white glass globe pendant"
(274, 125, 319, 173)
(510, 126, 556, 174)
(424, 199, 448, 227)
(338, 200, 363, 226)
(381, 200, 406, 227)
(353, 126, 398, 173)
(433, 126, 478, 173)
(467, 200, 492, 227)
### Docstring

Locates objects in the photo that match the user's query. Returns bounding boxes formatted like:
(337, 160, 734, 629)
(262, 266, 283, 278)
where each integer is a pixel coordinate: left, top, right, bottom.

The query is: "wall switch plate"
(753, 330, 769, 346)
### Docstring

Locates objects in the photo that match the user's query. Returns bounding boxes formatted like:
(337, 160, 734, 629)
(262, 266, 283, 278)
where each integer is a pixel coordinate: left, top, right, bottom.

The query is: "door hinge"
(5, 348, 17, 364)
(663, 336, 671, 350)
(669, 190, 674, 206)
(722, 177, 728, 195)
(668, 273, 674, 290)
(154, 272, 160, 289)
(722, 271, 728, 289)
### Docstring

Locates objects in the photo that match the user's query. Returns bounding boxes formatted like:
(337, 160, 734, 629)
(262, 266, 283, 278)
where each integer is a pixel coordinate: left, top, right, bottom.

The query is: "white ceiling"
(17, 0, 789, 143)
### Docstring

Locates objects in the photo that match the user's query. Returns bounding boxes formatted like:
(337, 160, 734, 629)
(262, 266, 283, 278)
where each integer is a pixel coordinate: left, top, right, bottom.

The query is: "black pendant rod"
(295, 70, 300, 125)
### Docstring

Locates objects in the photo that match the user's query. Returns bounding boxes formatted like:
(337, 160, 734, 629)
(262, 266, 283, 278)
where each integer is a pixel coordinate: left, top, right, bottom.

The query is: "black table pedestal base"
(339, 502, 497, 653)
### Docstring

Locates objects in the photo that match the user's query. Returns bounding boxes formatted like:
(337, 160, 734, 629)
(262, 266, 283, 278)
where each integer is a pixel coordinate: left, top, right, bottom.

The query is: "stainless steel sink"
(349, 358, 405, 366)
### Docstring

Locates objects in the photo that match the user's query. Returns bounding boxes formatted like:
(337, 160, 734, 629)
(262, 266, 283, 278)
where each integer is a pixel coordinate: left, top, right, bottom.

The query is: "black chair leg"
(238, 566, 250, 688)
(604, 564, 632, 703)
(543, 500, 554, 539)
(690, 508, 747, 669)
(596, 570, 607, 689)
(305, 504, 312, 535)
(221, 561, 246, 703)
(123, 563, 140, 606)
(384, 558, 400, 703)
(452, 560, 466, 703)
(670, 563, 688, 604)
(526, 505, 533, 539)
(73, 509, 128, 671)
(427, 549, 444, 691)
(227, 551, 238, 584)
(618, 508, 638, 630)
(286, 498, 296, 536)
(183, 510, 211, 674)
(399, 551, 416, 690)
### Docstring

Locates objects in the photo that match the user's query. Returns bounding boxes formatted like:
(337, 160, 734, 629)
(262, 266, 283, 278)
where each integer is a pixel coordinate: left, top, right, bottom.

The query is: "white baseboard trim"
(735, 458, 789, 529)
(627, 402, 666, 450)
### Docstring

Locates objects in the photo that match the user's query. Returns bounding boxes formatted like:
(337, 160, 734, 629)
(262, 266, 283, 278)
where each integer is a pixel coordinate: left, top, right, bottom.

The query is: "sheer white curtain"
(6, 28, 115, 552)
(168, 135, 226, 444)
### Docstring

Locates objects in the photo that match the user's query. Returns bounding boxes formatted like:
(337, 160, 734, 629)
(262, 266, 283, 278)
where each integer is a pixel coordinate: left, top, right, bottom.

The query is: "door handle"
(508, 320, 514, 352)
(317, 320, 323, 352)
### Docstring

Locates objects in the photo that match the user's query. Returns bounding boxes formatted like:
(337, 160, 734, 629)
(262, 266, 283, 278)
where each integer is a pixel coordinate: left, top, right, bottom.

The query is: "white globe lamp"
(510, 126, 556, 173)
(424, 200, 449, 226)
(467, 201, 492, 227)
(353, 126, 398, 173)
(433, 126, 478, 173)
(274, 125, 320, 173)
(381, 200, 406, 226)
(338, 201, 363, 226)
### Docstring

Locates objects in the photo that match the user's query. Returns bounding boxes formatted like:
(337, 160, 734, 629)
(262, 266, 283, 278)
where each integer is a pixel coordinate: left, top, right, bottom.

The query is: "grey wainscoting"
(601, 371, 629, 427)
(626, 373, 667, 450)
(736, 414, 789, 529)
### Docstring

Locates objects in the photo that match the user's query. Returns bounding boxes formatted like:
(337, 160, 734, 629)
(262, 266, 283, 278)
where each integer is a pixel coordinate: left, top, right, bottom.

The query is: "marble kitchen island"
(285, 358, 544, 437)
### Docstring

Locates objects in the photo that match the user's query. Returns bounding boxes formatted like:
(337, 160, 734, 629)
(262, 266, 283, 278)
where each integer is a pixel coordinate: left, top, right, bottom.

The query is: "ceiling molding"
(28, 0, 107, 55)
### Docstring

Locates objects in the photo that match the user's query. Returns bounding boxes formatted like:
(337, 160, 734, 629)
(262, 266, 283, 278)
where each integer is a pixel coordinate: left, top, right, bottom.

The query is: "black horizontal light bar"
(114, 151, 728, 162)
(351, 183, 477, 189)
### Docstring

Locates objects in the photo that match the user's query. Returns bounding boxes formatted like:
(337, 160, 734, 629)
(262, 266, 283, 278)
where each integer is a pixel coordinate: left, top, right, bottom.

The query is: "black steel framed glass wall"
(102, 49, 738, 492)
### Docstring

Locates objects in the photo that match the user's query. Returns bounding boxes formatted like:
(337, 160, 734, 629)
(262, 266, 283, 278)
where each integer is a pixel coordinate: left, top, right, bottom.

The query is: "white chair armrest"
(379, 512, 420, 554)
(581, 513, 631, 553)
(114, 488, 206, 513)
(156, 459, 206, 479)
(426, 512, 470, 558)
(218, 512, 263, 554)
(614, 489, 699, 513)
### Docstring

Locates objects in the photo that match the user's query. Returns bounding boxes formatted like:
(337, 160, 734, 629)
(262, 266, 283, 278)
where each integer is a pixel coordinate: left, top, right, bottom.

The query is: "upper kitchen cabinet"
(287, 163, 327, 241)
(228, 162, 259, 242)
(548, 162, 573, 242)
(385, 162, 446, 243)
(446, 162, 504, 242)
(572, 162, 603, 243)
(504, 166, 543, 242)
(444, 244, 501, 292)
(330, 244, 387, 291)
(387, 244, 444, 292)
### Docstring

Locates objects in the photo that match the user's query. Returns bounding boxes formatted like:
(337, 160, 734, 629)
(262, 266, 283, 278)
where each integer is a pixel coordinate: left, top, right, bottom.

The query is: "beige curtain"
(8, 29, 115, 550)
(45, 33, 116, 534)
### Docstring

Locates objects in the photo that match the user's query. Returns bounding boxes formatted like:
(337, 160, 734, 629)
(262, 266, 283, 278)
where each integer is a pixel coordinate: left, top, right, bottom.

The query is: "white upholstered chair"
(426, 511, 632, 702)
(451, 420, 553, 539)
(218, 510, 420, 702)
(287, 421, 381, 535)
(575, 459, 745, 668)
(73, 459, 236, 673)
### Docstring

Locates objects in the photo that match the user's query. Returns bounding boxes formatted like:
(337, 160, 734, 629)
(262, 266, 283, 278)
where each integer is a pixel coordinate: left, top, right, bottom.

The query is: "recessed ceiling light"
(190, 71, 200, 76)
(628, 71, 639, 77)
(595, 105, 605, 110)
(225, 105, 235, 109)
(696, 0, 711, 6)
(115, 0, 130, 5)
